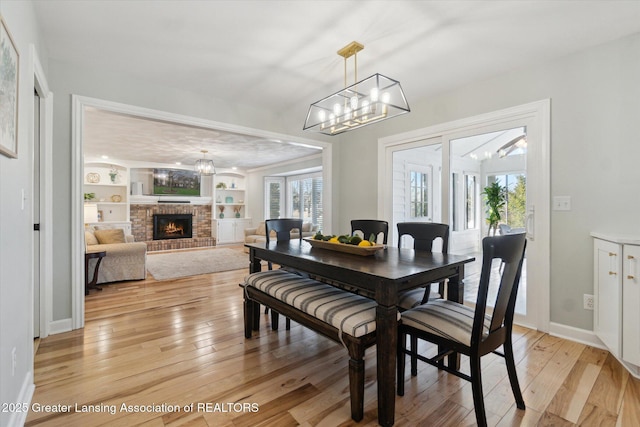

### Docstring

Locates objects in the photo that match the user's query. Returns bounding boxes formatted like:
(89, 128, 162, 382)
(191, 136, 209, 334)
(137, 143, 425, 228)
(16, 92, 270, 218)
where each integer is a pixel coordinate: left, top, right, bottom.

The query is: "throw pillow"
(85, 231, 99, 246)
(255, 222, 266, 236)
(94, 228, 126, 244)
(301, 222, 311, 232)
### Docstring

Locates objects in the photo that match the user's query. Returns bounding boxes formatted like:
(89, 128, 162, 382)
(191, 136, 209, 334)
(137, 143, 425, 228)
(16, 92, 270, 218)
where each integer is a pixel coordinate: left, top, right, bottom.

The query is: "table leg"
(376, 304, 397, 427)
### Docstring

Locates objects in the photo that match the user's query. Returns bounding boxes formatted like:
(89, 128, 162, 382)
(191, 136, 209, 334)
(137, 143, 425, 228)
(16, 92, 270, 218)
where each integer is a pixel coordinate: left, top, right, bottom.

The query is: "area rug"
(146, 248, 251, 280)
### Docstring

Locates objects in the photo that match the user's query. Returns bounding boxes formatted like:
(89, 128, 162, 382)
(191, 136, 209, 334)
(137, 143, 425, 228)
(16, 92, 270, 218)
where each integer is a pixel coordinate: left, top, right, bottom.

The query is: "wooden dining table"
(245, 240, 475, 426)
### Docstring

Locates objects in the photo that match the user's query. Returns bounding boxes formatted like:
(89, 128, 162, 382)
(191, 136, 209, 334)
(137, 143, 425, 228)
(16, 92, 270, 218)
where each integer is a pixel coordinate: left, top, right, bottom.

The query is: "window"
(264, 177, 285, 219)
(408, 166, 432, 219)
(288, 172, 323, 230)
(464, 174, 478, 229)
(264, 172, 323, 230)
(488, 173, 526, 228)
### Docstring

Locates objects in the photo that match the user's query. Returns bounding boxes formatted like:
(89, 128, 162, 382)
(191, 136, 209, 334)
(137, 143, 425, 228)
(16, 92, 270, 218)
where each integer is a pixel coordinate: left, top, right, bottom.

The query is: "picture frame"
(97, 210, 104, 222)
(0, 15, 19, 158)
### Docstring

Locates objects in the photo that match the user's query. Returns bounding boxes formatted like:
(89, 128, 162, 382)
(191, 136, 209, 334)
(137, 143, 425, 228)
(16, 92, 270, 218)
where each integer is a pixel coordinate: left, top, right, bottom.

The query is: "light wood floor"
(26, 248, 640, 426)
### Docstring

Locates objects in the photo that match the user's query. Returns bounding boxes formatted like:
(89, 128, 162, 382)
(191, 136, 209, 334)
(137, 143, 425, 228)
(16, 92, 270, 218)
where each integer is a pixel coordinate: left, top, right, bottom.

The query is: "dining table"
(245, 239, 475, 426)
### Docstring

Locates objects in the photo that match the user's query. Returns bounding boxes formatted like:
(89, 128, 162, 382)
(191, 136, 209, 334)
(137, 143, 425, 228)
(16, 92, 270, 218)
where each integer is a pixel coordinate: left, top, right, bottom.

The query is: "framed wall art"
(0, 15, 19, 158)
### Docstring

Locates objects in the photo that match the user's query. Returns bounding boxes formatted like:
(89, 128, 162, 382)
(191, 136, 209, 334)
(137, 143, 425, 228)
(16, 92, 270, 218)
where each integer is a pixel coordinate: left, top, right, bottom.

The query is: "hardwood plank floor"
(26, 248, 640, 426)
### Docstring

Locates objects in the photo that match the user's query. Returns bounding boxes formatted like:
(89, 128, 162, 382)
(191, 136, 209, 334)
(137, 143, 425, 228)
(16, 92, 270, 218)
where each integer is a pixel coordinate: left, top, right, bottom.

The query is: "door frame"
(30, 45, 53, 339)
(70, 95, 331, 329)
(378, 100, 550, 332)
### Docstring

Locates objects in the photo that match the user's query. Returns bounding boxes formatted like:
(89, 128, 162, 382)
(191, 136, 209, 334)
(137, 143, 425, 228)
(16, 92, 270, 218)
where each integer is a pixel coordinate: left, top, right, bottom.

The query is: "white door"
(380, 101, 550, 331)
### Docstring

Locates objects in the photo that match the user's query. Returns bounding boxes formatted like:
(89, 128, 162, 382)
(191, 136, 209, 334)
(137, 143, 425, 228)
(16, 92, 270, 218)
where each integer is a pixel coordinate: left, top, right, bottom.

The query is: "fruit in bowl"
(313, 232, 376, 246)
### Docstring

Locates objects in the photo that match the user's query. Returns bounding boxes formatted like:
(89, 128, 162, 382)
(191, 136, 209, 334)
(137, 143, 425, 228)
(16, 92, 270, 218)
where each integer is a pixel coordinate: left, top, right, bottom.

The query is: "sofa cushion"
(94, 228, 126, 244)
(302, 222, 311, 232)
(85, 230, 99, 246)
(255, 222, 266, 236)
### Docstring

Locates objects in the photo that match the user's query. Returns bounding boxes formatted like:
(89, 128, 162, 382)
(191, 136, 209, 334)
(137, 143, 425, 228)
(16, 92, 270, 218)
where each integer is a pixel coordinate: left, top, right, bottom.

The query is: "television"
(153, 169, 201, 196)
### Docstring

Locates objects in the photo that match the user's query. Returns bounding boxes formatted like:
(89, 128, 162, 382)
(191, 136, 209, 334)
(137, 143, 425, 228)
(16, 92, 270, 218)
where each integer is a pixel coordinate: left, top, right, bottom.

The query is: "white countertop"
(591, 232, 640, 245)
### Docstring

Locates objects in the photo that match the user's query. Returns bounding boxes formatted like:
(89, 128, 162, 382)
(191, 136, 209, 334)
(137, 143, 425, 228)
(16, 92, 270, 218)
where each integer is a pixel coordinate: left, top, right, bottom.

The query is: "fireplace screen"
(153, 214, 193, 240)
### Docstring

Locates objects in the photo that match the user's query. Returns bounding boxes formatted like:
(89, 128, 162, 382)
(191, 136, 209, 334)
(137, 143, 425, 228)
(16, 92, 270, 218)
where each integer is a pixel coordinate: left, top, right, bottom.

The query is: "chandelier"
(194, 150, 215, 175)
(303, 41, 410, 136)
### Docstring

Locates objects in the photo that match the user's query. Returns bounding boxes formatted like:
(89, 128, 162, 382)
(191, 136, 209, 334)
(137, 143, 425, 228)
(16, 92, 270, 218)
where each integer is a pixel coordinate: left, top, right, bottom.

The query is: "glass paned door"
(391, 140, 442, 249)
(449, 127, 527, 315)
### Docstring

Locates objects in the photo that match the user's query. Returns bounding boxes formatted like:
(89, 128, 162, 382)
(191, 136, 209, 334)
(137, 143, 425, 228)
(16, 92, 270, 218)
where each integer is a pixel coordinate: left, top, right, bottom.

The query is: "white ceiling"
(34, 1, 640, 168)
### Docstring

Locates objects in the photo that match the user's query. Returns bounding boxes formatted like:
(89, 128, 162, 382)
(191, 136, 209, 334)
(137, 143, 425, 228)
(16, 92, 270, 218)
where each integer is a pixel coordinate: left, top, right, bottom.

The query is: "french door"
(380, 101, 550, 330)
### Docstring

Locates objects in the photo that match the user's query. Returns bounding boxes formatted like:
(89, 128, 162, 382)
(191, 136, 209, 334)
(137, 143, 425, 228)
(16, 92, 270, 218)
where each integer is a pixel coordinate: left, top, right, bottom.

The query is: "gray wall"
(0, 2, 47, 424)
(336, 32, 640, 330)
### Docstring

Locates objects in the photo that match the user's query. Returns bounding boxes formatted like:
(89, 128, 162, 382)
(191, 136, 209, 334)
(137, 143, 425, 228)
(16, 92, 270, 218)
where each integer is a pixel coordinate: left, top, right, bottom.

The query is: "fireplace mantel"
(130, 195, 212, 205)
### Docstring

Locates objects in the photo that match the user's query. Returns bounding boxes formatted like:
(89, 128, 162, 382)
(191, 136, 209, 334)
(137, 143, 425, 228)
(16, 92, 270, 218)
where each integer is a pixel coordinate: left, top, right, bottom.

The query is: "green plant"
(84, 192, 95, 201)
(482, 182, 506, 236)
(216, 182, 227, 189)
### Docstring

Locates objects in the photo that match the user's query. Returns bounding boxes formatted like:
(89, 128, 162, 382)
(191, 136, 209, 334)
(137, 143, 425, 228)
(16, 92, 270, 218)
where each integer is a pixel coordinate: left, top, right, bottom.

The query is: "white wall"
(0, 2, 47, 426)
(337, 31, 640, 331)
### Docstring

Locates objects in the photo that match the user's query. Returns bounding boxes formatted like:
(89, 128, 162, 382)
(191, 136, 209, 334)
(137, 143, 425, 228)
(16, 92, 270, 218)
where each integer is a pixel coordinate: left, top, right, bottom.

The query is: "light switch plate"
(553, 196, 571, 211)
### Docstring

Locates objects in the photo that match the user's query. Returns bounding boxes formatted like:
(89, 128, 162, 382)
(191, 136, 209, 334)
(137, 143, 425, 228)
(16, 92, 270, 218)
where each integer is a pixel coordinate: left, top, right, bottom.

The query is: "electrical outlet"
(584, 294, 594, 310)
(11, 347, 16, 376)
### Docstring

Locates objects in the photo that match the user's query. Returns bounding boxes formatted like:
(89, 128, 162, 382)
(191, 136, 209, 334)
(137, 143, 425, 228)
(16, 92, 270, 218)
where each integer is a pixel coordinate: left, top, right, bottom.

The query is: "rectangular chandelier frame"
(304, 73, 410, 136)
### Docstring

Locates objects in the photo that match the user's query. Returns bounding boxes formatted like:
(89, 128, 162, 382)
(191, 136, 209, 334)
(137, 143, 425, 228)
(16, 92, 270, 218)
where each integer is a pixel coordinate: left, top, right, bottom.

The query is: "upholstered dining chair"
(397, 233, 527, 427)
(396, 222, 449, 311)
(264, 218, 303, 330)
(350, 219, 389, 245)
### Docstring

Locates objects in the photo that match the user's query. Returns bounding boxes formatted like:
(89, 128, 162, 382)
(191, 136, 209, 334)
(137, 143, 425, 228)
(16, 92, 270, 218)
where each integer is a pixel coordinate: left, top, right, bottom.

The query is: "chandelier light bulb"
(350, 95, 358, 110)
(370, 87, 379, 102)
(318, 110, 326, 122)
(333, 103, 342, 116)
(382, 92, 391, 104)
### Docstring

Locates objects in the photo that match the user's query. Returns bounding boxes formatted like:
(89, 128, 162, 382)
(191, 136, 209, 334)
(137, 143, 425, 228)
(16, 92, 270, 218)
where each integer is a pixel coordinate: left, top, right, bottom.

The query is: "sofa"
(244, 221, 318, 251)
(85, 227, 147, 284)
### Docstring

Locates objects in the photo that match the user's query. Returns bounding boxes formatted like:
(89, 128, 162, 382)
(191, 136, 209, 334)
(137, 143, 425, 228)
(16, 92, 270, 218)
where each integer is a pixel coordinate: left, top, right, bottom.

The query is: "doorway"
(380, 101, 550, 331)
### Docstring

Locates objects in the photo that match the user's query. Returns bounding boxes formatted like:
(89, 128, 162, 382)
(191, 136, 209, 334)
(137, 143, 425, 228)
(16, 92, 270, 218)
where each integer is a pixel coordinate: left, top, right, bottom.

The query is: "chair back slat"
(351, 220, 389, 245)
(265, 219, 304, 244)
(473, 233, 527, 345)
(397, 222, 449, 253)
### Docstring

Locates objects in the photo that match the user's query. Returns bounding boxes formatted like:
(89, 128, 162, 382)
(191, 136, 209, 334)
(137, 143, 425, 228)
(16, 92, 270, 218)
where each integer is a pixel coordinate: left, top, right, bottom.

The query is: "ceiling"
(34, 1, 640, 169)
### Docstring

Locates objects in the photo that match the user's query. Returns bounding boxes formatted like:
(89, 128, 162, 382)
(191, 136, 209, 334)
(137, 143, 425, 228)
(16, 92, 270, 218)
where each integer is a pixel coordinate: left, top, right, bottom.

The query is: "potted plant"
(482, 182, 506, 236)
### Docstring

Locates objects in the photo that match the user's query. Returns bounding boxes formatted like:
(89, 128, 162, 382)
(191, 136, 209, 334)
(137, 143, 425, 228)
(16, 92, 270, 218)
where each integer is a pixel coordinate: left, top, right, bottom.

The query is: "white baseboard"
(548, 322, 606, 349)
(49, 318, 73, 335)
(7, 372, 34, 427)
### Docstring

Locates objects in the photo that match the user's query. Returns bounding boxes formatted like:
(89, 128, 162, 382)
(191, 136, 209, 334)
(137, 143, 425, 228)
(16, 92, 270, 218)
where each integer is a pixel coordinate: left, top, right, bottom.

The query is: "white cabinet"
(593, 238, 622, 357)
(592, 233, 640, 376)
(214, 219, 251, 244)
(622, 244, 640, 366)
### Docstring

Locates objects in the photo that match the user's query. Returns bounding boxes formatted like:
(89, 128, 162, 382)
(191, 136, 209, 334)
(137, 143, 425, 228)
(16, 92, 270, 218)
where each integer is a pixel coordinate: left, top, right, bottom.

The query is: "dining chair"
(264, 218, 304, 330)
(396, 222, 449, 311)
(397, 233, 527, 427)
(350, 219, 389, 245)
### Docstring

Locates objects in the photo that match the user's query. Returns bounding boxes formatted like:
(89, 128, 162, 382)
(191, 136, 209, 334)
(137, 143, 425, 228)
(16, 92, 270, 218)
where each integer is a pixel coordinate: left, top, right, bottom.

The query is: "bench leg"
(244, 297, 254, 339)
(271, 311, 279, 330)
(252, 301, 260, 331)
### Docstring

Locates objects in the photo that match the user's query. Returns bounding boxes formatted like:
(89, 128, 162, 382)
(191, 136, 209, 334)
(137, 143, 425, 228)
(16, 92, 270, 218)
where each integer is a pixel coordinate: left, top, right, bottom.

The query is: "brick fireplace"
(130, 203, 214, 251)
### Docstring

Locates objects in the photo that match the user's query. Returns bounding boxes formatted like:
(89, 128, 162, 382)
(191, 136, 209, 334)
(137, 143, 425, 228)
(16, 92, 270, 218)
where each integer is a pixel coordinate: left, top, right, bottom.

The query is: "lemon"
(358, 240, 373, 247)
(329, 236, 339, 243)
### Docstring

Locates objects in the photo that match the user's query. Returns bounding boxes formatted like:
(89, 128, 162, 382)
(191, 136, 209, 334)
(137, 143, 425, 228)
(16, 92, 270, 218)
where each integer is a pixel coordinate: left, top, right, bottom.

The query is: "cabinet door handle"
(628, 255, 635, 260)
(628, 275, 635, 280)
(609, 252, 617, 257)
(609, 271, 617, 275)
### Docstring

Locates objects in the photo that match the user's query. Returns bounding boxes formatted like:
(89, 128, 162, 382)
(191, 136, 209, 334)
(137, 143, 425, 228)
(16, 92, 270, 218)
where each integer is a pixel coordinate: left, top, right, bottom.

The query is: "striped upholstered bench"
(243, 269, 385, 422)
